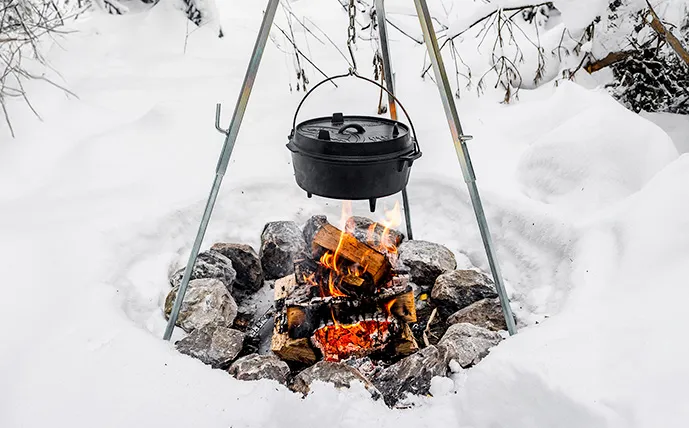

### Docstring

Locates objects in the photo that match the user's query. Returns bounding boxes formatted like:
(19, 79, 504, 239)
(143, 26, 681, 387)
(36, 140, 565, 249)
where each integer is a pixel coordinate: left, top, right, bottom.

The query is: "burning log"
(312, 223, 390, 284)
(272, 214, 417, 366)
(386, 290, 416, 323)
(344, 216, 404, 249)
(271, 275, 317, 364)
(294, 258, 319, 286)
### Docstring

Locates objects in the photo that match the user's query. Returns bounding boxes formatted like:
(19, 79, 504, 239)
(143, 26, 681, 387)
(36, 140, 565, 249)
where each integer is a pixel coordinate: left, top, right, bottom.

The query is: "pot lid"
(292, 113, 413, 157)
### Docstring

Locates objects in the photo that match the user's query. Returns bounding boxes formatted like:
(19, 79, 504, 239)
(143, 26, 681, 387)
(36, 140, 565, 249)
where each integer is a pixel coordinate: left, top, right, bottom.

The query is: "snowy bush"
(610, 47, 689, 113)
(0, 0, 83, 137)
(432, 0, 689, 109)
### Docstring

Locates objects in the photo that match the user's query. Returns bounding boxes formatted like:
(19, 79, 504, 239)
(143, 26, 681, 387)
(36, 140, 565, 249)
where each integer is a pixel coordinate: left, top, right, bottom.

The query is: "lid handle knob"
(338, 123, 366, 134)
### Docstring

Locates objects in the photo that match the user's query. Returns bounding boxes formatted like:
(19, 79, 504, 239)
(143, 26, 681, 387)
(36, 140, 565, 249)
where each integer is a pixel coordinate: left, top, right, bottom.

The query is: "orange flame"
(380, 201, 402, 255)
(384, 299, 396, 315)
(330, 306, 340, 326)
(302, 272, 316, 285)
(318, 201, 369, 297)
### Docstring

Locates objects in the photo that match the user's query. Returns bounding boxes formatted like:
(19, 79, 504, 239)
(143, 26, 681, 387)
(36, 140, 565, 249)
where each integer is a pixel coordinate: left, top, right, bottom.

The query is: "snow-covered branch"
(0, 0, 82, 137)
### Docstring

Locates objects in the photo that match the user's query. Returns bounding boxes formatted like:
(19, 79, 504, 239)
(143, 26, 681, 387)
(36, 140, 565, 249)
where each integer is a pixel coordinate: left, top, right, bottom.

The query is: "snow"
(642, 112, 689, 154)
(1, 1, 688, 427)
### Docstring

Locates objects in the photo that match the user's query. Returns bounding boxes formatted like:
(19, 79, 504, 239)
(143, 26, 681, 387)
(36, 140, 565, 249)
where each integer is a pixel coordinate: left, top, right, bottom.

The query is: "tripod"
(164, 0, 517, 340)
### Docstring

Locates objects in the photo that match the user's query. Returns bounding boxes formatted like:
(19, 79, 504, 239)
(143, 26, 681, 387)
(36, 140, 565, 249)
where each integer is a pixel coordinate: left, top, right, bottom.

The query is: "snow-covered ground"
(1, 1, 688, 427)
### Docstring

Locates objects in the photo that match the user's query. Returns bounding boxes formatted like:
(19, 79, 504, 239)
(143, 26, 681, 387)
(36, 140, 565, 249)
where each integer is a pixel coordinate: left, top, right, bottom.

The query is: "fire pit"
(163, 210, 510, 406)
(271, 207, 418, 364)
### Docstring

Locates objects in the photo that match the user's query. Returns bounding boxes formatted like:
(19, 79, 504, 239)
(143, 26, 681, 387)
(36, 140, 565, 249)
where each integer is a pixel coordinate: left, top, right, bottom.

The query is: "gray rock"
(372, 345, 447, 406)
(165, 278, 238, 332)
(210, 243, 263, 292)
(437, 322, 502, 368)
(291, 361, 379, 398)
(432, 270, 498, 317)
(344, 356, 382, 380)
(170, 251, 236, 292)
(447, 298, 511, 331)
(398, 240, 456, 286)
(175, 324, 245, 368)
(260, 221, 308, 280)
(302, 215, 329, 248)
(228, 353, 290, 384)
(344, 216, 404, 248)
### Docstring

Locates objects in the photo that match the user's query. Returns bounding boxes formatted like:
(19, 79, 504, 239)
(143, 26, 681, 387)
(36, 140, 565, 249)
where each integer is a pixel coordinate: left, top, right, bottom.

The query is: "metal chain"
(347, 0, 358, 73)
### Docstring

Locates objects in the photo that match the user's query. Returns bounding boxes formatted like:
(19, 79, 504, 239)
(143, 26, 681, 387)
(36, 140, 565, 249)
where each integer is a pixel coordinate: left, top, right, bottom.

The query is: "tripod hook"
(215, 103, 229, 136)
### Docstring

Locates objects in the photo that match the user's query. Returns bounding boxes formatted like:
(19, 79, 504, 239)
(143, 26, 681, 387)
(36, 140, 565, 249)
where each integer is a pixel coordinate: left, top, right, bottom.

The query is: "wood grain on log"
(271, 275, 318, 364)
(387, 290, 417, 323)
(312, 223, 390, 284)
(394, 323, 419, 356)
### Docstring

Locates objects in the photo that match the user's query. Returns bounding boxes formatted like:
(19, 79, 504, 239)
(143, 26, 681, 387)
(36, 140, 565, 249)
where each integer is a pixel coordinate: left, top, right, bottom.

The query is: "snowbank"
(517, 88, 678, 216)
(456, 154, 689, 428)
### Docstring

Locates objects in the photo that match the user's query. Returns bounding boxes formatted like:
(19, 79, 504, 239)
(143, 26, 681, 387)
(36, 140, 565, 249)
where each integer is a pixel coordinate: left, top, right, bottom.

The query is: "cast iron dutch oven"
(287, 74, 422, 210)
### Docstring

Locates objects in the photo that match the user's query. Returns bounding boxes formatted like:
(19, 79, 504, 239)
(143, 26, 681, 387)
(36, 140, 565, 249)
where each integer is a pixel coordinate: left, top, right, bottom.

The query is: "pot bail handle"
(290, 72, 421, 154)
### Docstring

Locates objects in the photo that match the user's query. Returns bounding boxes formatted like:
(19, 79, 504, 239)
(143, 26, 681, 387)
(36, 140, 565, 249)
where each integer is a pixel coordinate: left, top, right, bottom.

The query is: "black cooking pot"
(287, 73, 422, 211)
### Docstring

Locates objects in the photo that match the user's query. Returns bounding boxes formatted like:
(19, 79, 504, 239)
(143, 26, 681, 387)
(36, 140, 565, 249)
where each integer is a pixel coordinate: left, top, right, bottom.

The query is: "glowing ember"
(311, 320, 394, 362)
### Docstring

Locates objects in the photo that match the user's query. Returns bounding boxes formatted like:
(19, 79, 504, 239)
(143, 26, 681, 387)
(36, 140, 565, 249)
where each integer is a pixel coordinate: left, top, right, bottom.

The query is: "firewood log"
(271, 275, 317, 364)
(312, 223, 390, 284)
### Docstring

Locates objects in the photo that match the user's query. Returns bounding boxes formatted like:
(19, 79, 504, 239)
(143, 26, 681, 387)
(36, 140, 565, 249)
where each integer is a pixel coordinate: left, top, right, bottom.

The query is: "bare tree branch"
(646, 0, 689, 66)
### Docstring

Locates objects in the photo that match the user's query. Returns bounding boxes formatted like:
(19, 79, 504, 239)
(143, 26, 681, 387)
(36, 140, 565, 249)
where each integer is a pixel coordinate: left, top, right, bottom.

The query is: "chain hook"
(346, 0, 358, 73)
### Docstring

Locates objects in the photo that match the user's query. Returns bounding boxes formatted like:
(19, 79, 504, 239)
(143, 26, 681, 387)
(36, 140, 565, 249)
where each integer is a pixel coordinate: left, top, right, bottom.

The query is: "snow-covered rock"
(398, 240, 456, 286)
(432, 270, 498, 317)
(438, 323, 502, 368)
(165, 278, 238, 332)
(170, 250, 236, 292)
(210, 243, 263, 292)
(373, 345, 447, 406)
(447, 298, 510, 331)
(260, 221, 307, 280)
(175, 324, 244, 368)
(228, 353, 290, 384)
(291, 361, 378, 398)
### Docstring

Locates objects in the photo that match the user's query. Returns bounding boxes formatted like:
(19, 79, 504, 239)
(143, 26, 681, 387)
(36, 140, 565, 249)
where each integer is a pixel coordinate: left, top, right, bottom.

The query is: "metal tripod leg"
(163, 0, 280, 340)
(375, 0, 414, 240)
(413, 0, 517, 335)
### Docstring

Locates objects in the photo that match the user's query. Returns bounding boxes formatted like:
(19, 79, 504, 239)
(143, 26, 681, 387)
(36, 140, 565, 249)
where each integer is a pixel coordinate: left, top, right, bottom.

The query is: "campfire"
(164, 205, 510, 405)
(271, 203, 418, 364)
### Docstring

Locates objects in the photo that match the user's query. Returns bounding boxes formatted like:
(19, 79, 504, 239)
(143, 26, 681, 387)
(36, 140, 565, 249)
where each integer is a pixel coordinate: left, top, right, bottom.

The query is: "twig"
(422, 307, 438, 347)
(421, 2, 552, 78)
(0, 97, 15, 137)
(280, 5, 326, 45)
(274, 24, 338, 88)
(304, 16, 353, 66)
